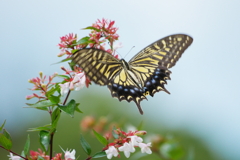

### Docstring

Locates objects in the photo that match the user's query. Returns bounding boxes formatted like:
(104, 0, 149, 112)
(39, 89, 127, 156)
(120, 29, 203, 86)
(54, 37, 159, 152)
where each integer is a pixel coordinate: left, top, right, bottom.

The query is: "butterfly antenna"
(123, 46, 135, 59)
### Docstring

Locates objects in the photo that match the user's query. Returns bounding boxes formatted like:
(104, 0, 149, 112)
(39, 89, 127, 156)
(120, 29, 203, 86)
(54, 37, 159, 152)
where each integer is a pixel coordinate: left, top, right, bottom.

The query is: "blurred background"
(1, 0, 240, 159)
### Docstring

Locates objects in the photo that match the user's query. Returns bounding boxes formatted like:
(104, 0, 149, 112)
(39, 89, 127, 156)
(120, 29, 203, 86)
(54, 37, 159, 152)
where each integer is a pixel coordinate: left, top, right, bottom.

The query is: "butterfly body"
(72, 34, 193, 114)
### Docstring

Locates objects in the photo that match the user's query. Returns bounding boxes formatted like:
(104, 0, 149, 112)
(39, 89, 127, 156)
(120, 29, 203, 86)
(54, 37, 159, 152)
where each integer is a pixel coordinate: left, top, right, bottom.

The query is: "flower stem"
(49, 90, 71, 159)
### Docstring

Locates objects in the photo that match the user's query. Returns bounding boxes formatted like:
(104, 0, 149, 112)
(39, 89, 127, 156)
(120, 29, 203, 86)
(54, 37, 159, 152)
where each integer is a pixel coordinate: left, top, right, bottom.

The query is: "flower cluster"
(104, 129, 152, 159)
(89, 18, 119, 54)
(59, 66, 90, 96)
(58, 18, 120, 59)
(57, 18, 121, 95)
(8, 149, 76, 160)
(58, 33, 79, 58)
(26, 72, 57, 100)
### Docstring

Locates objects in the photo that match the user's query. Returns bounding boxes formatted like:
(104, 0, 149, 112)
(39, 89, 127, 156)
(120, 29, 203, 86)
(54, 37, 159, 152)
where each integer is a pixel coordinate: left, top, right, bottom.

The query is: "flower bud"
(135, 131, 147, 136)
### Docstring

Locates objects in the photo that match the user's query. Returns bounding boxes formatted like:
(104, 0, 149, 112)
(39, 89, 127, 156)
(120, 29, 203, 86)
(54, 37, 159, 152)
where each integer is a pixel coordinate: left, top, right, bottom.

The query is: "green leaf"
(92, 151, 107, 158)
(112, 126, 119, 139)
(0, 133, 12, 149)
(28, 124, 51, 132)
(57, 75, 69, 79)
(93, 129, 108, 145)
(0, 120, 6, 131)
(58, 99, 76, 117)
(77, 36, 90, 45)
(46, 85, 60, 99)
(51, 57, 72, 65)
(51, 108, 61, 131)
(75, 103, 83, 113)
(25, 100, 56, 109)
(82, 26, 101, 32)
(48, 95, 60, 104)
(23, 135, 30, 156)
(39, 131, 50, 152)
(3, 129, 12, 141)
(80, 134, 91, 155)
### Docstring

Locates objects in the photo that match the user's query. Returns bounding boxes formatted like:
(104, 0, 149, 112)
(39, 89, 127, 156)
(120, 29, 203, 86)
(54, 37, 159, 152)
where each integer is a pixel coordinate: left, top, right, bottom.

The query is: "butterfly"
(72, 34, 193, 114)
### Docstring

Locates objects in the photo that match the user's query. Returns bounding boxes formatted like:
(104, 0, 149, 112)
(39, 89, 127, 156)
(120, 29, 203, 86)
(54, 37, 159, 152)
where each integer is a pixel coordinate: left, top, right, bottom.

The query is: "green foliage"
(80, 134, 92, 155)
(77, 36, 92, 45)
(51, 107, 61, 131)
(28, 124, 52, 132)
(0, 120, 6, 131)
(26, 100, 56, 110)
(93, 129, 108, 146)
(82, 26, 101, 32)
(58, 99, 78, 117)
(0, 131, 12, 150)
(23, 135, 30, 156)
(39, 130, 50, 152)
(92, 151, 107, 158)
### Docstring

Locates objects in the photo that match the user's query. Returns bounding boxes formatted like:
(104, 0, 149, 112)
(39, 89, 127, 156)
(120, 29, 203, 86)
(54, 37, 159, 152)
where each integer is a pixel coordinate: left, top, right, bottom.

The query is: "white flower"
(138, 142, 152, 154)
(59, 72, 86, 95)
(64, 149, 76, 160)
(118, 142, 135, 158)
(59, 82, 70, 95)
(8, 153, 21, 160)
(72, 72, 86, 91)
(128, 135, 143, 146)
(105, 146, 119, 159)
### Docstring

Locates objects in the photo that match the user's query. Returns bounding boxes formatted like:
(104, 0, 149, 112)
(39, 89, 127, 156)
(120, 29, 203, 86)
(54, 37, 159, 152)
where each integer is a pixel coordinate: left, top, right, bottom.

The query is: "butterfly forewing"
(72, 49, 122, 85)
(129, 34, 193, 68)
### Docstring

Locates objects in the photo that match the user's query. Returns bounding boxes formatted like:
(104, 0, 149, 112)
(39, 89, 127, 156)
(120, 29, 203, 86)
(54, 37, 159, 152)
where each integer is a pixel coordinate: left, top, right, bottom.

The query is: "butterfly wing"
(129, 34, 193, 97)
(72, 49, 122, 86)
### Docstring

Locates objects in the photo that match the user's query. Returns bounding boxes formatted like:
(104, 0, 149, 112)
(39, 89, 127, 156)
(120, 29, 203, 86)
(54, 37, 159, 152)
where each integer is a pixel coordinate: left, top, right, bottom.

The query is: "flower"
(59, 67, 88, 95)
(138, 142, 152, 154)
(118, 142, 135, 158)
(105, 146, 119, 159)
(29, 149, 50, 160)
(8, 153, 21, 160)
(71, 72, 86, 91)
(59, 82, 70, 95)
(64, 149, 76, 160)
(128, 135, 143, 146)
(26, 72, 57, 100)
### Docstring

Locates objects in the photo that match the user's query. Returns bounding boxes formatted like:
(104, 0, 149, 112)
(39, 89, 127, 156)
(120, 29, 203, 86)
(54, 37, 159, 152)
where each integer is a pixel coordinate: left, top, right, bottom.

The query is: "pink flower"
(26, 72, 57, 100)
(58, 33, 77, 49)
